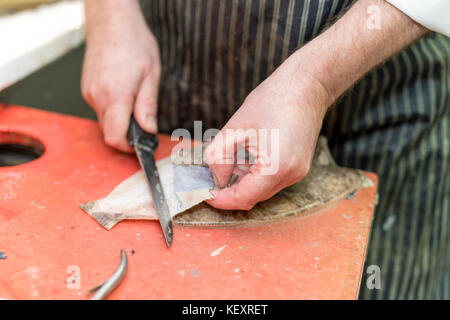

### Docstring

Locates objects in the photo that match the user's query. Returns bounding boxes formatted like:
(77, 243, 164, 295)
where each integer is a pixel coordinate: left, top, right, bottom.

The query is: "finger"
(206, 165, 283, 210)
(204, 132, 238, 188)
(94, 107, 106, 131)
(134, 73, 159, 133)
(102, 99, 134, 153)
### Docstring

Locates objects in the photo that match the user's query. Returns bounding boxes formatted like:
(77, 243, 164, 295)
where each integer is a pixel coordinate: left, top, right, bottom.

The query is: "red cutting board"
(0, 104, 377, 300)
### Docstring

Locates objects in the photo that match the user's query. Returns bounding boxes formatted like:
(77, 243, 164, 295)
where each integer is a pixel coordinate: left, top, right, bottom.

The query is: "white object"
(386, 0, 450, 37)
(0, 0, 85, 91)
(80, 157, 215, 230)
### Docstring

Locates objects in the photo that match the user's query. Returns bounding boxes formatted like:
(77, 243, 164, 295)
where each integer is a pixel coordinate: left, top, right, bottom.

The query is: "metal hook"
(89, 249, 128, 300)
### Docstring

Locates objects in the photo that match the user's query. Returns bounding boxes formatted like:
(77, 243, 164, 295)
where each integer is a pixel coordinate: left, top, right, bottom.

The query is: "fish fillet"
(80, 137, 373, 229)
(80, 157, 216, 230)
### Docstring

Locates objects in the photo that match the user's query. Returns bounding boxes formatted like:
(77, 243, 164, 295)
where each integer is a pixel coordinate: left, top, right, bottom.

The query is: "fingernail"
(145, 115, 158, 132)
(211, 172, 220, 187)
(226, 174, 238, 188)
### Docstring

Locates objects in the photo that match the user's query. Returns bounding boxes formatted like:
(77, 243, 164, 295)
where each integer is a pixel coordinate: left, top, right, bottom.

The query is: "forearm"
(84, 0, 147, 43)
(290, 0, 428, 105)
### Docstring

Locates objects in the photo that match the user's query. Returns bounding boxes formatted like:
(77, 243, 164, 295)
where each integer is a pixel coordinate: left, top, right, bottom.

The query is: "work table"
(0, 105, 378, 299)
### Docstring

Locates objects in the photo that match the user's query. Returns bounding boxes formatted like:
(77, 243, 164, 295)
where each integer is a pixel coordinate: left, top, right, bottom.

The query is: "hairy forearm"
(84, 0, 146, 43)
(291, 0, 428, 105)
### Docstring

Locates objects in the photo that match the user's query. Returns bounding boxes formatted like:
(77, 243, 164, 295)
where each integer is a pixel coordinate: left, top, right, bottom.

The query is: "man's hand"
(204, 60, 330, 210)
(205, 0, 427, 210)
(81, 0, 161, 152)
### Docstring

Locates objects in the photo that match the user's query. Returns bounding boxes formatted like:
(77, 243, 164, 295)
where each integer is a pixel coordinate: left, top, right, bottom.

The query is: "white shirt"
(386, 0, 450, 37)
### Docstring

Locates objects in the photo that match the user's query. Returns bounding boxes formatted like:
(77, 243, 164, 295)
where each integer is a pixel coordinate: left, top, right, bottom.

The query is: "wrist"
(289, 40, 348, 109)
(277, 50, 334, 119)
(84, 0, 144, 44)
(288, 0, 427, 108)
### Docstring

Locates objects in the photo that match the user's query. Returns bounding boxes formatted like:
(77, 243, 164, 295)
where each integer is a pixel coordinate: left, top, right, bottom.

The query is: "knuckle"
(81, 88, 91, 103)
(81, 81, 93, 101)
(81, 86, 89, 99)
(96, 84, 112, 100)
(104, 134, 121, 148)
(238, 202, 255, 211)
(232, 193, 254, 211)
(283, 156, 310, 183)
(82, 86, 106, 110)
(90, 77, 119, 100)
(291, 162, 310, 182)
(85, 84, 103, 100)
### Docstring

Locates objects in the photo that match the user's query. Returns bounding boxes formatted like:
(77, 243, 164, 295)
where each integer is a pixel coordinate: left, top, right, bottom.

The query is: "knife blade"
(127, 116, 173, 247)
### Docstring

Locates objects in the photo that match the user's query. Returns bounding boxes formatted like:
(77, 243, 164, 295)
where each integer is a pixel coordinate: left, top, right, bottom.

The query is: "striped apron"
(139, 0, 450, 299)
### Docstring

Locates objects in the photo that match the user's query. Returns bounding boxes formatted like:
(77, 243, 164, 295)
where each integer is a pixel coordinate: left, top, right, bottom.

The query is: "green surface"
(0, 44, 96, 120)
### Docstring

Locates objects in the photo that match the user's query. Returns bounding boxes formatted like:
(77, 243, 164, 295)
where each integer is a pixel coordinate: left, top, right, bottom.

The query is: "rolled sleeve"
(386, 0, 450, 37)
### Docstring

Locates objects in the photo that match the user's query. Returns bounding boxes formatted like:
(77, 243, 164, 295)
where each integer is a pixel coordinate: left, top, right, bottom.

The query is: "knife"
(127, 116, 173, 247)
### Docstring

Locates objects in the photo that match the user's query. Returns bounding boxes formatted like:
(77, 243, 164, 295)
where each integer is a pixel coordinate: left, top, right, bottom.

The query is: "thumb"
(206, 168, 280, 210)
(134, 74, 159, 133)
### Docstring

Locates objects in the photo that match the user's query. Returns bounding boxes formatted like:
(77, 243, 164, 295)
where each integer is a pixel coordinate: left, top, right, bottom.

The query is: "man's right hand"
(81, 0, 161, 152)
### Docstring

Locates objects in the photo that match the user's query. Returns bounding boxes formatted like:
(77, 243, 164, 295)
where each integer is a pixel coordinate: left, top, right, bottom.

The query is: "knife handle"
(126, 115, 159, 150)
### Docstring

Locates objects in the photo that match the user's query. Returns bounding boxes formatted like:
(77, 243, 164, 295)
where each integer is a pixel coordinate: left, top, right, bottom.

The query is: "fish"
(80, 137, 373, 229)
(80, 156, 216, 230)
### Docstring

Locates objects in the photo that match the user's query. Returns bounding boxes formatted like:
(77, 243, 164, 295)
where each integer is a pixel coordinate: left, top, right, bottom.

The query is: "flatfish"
(80, 137, 373, 229)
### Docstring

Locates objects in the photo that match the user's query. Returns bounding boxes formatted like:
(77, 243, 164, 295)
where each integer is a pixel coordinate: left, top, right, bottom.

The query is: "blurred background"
(0, 0, 95, 119)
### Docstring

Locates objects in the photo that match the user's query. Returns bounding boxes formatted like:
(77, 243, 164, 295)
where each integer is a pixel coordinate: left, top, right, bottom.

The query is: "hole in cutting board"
(0, 132, 45, 167)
